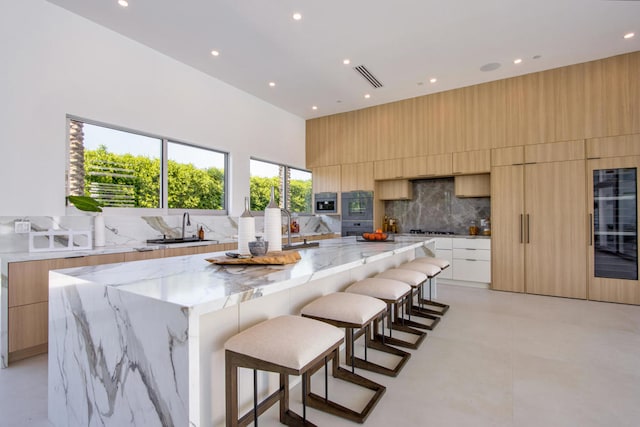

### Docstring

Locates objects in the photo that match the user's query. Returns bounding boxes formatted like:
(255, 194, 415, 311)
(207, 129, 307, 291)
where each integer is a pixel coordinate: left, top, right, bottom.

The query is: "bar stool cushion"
(413, 256, 450, 269)
(399, 260, 442, 277)
(376, 269, 427, 287)
(301, 293, 386, 326)
(224, 315, 343, 370)
(345, 278, 411, 301)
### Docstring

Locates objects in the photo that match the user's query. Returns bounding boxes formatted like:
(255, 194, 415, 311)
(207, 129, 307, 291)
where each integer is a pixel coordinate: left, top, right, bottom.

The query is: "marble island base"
(48, 236, 434, 426)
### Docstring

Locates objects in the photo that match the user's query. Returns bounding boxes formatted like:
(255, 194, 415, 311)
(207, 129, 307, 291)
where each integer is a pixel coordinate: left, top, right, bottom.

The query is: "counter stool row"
(224, 256, 451, 426)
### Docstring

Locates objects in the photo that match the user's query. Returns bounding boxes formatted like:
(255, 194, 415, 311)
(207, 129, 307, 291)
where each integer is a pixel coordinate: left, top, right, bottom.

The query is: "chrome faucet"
(182, 212, 191, 238)
(281, 208, 292, 247)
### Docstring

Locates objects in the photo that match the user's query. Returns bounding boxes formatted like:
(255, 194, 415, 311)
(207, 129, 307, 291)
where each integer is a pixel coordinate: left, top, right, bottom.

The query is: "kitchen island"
(48, 236, 434, 426)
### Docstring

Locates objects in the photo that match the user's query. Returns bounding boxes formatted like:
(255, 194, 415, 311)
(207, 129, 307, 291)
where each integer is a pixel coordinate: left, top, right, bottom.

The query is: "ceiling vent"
(353, 65, 383, 88)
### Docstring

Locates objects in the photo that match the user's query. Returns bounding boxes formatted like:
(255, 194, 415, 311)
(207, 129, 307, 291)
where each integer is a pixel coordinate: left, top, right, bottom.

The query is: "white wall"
(0, 1, 305, 217)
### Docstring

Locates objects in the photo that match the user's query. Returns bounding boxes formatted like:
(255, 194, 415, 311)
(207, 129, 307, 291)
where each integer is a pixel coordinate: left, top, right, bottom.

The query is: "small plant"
(66, 195, 103, 213)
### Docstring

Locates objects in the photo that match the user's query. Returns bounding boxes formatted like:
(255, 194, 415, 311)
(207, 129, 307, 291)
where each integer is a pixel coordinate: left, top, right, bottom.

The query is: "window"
(67, 118, 227, 212)
(249, 159, 312, 214)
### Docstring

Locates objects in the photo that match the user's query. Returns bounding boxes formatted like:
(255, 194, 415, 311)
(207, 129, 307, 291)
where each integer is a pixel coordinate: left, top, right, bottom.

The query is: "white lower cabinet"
(433, 238, 453, 279)
(451, 238, 491, 284)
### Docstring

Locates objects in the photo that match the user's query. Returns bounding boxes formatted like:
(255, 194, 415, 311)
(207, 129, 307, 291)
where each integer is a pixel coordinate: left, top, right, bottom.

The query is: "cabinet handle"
(526, 214, 530, 244)
(465, 248, 477, 251)
(589, 213, 593, 246)
(466, 259, 477, 262)
(520, 214, 524, 243)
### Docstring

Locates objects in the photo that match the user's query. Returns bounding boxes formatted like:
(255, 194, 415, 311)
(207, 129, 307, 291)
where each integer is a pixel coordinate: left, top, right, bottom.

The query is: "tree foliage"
(82, 148, 311, 212)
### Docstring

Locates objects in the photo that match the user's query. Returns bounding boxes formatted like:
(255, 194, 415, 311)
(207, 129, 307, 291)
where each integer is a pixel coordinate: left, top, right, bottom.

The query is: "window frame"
(249, 157, 313, 216)
(65, 115, 229, 215)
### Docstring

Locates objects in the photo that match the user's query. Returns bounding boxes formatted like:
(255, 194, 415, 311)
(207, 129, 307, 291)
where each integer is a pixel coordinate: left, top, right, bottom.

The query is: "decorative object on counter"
(290, 219, 299, 234)
(263, 186, 282, 252)
(468, 220, 479, 236)
(237, 197, 255, 255)
(67, 195, 105, 247)
(198, 226, 205, 240)
(28, 229, 92, 252)
(360, 229, 391, 242)
(206, 250, 301, 265)
(248, 236, 268, 256)
(480, 218, 491, 236)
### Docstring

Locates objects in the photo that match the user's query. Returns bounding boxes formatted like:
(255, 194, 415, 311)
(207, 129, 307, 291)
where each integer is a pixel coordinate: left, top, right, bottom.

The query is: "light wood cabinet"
(7, 253, 125, 361)
(124, 250, 164, 262)
(374, 159, 404, 180)
(454, 174, 490, 197)
(452, 149, 491, 175)
(377, 180, 413, 200)
(491, 160, 587, 298)
(586, 134, 640, 159)
(341, 162, 374, 191)
(312, 165, 341, 193)
(524, 140, 585, 163)
(490, 165, 525, 292)
(491, 146, 524, 166)
(403, 153, 453, 177)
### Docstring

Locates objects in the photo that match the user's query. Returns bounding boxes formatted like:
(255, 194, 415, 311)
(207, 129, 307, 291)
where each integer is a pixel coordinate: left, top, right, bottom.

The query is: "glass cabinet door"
(588, 157, 640, 305)
(593, 168, 637, 280)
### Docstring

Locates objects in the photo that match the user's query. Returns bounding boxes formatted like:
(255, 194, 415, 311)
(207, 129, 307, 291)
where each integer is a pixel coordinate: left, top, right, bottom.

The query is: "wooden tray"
(206, 251, 301, 265)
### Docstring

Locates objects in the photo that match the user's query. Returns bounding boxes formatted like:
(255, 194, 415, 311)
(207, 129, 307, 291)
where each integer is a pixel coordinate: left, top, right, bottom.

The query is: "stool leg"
(417, 277, 451, 315)
(253, 369, 258, 427)
(225, 352, 238, 427)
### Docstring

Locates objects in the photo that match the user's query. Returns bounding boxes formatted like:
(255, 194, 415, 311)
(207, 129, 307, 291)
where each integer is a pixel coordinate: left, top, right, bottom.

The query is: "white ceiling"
(47, 0, 639, 120)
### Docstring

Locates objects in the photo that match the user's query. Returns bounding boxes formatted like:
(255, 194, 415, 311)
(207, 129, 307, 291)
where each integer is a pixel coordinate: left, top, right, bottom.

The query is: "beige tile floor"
(2, 284, 639, 426)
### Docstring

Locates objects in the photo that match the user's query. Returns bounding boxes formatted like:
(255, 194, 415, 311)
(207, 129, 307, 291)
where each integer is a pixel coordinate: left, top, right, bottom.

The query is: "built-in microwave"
(314, 192, 338, 214)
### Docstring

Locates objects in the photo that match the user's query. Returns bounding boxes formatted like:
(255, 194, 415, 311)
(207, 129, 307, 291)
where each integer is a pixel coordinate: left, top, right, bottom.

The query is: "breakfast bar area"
(47, 236, 434, 426)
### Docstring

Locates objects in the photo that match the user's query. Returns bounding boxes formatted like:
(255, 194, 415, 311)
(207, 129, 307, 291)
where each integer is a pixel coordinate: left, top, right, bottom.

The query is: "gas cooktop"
(408, 229, 455, 235)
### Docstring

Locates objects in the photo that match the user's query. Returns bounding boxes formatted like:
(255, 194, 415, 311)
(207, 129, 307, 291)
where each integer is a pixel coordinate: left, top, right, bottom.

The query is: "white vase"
(237, 197, 255, 255)
(263, 186, 282, 252)
(94, 214, 105, 247)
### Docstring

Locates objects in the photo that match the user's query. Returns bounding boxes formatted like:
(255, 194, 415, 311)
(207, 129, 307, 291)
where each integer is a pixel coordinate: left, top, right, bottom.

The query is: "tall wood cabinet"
(491, 159, 588, 298)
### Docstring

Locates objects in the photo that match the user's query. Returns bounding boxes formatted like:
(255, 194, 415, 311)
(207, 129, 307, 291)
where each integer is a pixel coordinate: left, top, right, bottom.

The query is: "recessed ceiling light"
(514, 58, 523, 64)
(292, 12, 302, 21)
(417, 82, 424, 86)
(533, 55, 542, 60)
(118, 0, 128, 7)
(210, 50, 220, 57)
(312, 106, 318, 110)
(343, 59, 351, 65)
(429, 78, 437, 83)
(624, 32, 635, 39)
(364, 94, 371, 99)
(269, 82, 276, 87)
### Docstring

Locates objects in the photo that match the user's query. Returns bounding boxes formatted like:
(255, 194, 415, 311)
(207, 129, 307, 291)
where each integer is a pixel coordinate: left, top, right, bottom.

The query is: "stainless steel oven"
(341, 191, 374, 236)
(314, 192, 338, 214)
(341, 191, 373, 221)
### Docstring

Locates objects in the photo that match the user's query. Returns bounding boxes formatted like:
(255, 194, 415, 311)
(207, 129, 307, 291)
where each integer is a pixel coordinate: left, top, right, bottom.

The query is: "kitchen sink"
(146, 237, 215, 244)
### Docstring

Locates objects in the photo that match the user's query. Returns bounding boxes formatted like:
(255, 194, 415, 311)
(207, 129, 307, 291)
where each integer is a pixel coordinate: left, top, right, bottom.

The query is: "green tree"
(250, 177, 280, 210)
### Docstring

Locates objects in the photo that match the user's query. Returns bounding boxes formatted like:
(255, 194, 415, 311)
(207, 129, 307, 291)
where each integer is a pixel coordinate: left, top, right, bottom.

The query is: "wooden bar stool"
(399, 260, 450, 316)
(376, 268, 441, 330)
(225, 315, 379, 426)
(301, 292, 410, 378)
(345, 278, 426, 350)
(407, 257, 451, 315)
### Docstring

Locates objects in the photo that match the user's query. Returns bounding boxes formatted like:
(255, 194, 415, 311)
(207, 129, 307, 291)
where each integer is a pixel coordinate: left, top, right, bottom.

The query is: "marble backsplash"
(385, 178, 490, 234)
(0, 213, 340, 254)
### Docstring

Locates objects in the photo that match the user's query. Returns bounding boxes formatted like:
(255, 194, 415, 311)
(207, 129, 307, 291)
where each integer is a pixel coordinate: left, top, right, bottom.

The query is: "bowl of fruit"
(361, 229, 390, 241)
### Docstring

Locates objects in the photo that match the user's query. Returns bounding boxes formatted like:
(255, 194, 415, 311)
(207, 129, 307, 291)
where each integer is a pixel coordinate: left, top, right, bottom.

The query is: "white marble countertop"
(0, 232, 339, 263)
(50, 236, 433, 316)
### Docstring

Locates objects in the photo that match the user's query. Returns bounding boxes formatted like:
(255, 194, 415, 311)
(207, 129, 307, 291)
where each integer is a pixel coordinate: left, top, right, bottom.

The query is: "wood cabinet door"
(341, 162, 373, 191)
(377, 180, 412, 200)
(312, 165, 341, 193)
(454, 174, 490, 197)
(525, 160, 587, 298)
(490, 165, 525, 292)
(587, 156, 640, 305)
(452, 149, 491, 175)
(374, 159, 404, 180)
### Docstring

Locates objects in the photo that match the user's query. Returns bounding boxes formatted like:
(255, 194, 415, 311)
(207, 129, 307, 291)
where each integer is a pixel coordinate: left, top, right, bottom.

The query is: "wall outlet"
(14, 220, 31, 234)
